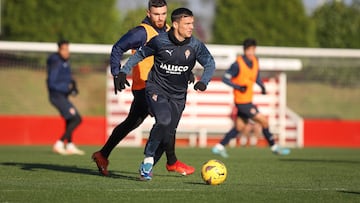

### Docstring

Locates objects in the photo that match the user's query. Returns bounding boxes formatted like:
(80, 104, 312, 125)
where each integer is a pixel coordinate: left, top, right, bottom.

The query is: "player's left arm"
(256, 71, 266, 94)
(195, 42, 216, 86)
(69, 77, 79, 96)
(47, 59, 61, 90)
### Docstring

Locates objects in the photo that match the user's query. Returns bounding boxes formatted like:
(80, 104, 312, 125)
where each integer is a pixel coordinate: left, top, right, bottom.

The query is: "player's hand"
(113, 72, 130, 94)
(261, 87, 266, 95)
(69, 80, 79, 96)
(188, 72, 195, 84)
(236, 85, 247, 93)
(194, 81, 206, 91)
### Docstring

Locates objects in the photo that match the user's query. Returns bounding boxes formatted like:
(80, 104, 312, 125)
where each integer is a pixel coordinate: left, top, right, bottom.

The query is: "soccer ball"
(201, 159, 227, 185)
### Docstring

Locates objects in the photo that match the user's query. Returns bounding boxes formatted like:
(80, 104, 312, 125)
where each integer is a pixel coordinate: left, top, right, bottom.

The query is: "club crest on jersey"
(63, 62, 69, 68)
(185, 49, 191, 59)
(152, 94, 158, 101)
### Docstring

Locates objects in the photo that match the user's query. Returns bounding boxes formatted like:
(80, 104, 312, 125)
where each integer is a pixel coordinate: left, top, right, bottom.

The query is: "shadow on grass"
(184, 181, 207, 185)
(117, 170, 180, 178)
(338, 190, 360, 195)
(1, 162, 139, 181)
(279, 158, 360, 165)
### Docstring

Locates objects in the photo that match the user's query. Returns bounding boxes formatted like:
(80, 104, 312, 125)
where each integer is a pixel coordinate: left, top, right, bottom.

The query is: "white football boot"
(66, 143, 85, 155)
(53, 140, 67, 155)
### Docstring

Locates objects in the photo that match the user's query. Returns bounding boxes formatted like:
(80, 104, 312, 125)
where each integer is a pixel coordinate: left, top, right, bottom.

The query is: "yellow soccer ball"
(201, 159, 227, 185)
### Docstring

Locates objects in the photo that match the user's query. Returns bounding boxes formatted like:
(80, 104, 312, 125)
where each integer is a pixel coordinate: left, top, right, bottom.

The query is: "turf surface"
(0, 146, 359, 202)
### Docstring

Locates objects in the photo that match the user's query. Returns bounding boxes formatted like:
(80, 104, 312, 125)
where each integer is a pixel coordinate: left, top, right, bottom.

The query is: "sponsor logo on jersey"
(160, 63, 189, 75)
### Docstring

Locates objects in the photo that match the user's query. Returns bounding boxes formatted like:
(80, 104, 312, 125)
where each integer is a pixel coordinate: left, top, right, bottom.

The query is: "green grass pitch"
(0, 146, 359, 202)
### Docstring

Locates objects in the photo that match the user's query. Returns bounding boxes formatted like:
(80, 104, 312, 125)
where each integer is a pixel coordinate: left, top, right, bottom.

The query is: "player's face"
(147, 6, 167, 29)
(58, 44, 70, 60)
(174, 16, 194, 40)
(244, 46, 256, 60)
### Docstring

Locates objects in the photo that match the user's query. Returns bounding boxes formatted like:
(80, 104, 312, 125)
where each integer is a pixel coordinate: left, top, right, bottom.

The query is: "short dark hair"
(171, 7, 193, 22)
(243, 38, 257, 50)
(57, 39, 69, 48)
(148, 0, 167, 9)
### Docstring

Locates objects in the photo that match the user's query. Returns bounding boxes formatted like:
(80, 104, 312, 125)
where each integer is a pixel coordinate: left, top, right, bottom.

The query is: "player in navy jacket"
(118, 8, 216, 180)
(47, 40, 84, 155)
(92, 0, 195, 177)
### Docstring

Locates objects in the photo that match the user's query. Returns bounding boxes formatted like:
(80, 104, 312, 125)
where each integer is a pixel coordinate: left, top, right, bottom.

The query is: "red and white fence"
(106, 67, 304, 148)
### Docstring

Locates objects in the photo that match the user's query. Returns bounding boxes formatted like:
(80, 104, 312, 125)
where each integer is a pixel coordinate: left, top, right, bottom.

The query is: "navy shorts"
(235, 103, 259, 123)
(49, 91, 79, 119)
(143, 83, 185, 157)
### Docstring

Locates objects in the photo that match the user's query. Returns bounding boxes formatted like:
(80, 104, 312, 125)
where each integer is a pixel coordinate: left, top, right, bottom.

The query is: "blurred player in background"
(47, 40, 84, 155)
(212, 38, 290, 158)
(239, 120, 262, 147)
(229, 106, 262, 147)
(118, 7, 216, 180)
(92, 0, 195, 177)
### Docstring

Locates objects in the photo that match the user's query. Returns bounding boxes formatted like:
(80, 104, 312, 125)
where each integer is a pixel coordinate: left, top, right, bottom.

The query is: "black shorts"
(235, 103, 259, 123)
(129, 89, 149, 117)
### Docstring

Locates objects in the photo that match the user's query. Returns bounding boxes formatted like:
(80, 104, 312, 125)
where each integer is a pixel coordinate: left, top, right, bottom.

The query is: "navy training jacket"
(121, 29, 216, 99)
(46, 53, 72, 94)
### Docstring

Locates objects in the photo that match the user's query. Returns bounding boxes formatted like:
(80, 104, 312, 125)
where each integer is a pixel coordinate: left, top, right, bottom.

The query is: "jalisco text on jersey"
(160, 63, 189, 74)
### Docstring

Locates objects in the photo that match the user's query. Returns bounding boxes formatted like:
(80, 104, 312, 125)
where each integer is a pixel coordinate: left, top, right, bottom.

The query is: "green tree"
(2, 0, 120, 43)
(313, 1, 360, 48)
(116, 8, 147, 37)
(212, 0, 316, 47)
(115, 2, 182, 37)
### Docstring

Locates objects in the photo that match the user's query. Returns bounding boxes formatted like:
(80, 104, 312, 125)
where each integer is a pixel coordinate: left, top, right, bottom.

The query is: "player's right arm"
(114, 37, 157, 93)
(110, 26, 147, 76)
(119, 37, 157, 75)
(46, 54, 70, 94)
(222, 62, 247, 92)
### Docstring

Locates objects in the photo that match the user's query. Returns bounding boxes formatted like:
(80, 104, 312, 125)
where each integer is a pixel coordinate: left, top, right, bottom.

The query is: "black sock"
(100, 115, 145, 158)
(262, 128, 275, 146)
(220, 128, 239, 146)
(61, 115, 81, 143)
(165, 134, 177, 165)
